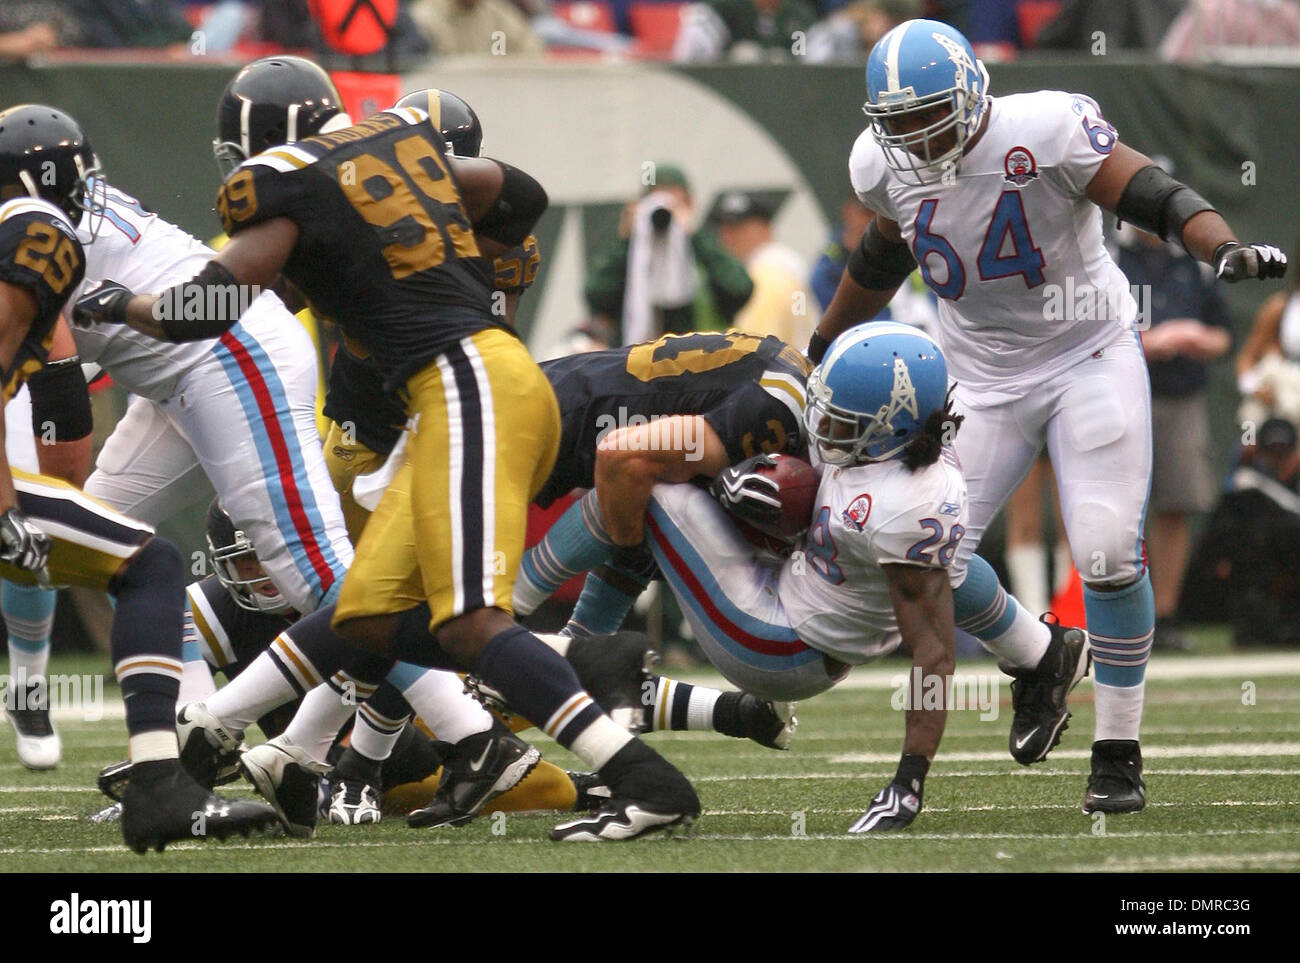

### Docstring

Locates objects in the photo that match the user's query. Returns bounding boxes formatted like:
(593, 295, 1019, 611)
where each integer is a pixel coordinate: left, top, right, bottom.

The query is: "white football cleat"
(6, 680, 61, 769)
(176, 701, 244, 787)
(239, 736, 329, 838)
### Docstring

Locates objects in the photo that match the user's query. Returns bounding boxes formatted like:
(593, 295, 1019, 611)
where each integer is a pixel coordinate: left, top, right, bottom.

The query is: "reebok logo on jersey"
(842, 493, 872, 531)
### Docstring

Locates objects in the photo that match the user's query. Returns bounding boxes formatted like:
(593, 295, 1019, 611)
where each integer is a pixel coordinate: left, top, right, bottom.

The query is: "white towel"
(621, 191, 698, 345)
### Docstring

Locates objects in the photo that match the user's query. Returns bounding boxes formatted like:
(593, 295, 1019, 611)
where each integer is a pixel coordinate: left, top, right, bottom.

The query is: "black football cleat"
(733, 695, 798, 750)
(564, 630, 657, 732)
(120, 758, 278, 854)
(406, 720, 540, 829)
(238, 735, 329, 838)
(1008, 616, 1091, 765)
(1083, 740, 1146, 814)
(550, 739, 700, 841)
(328, 747, 383, 826)
(176, 702, 245, 790)
(567, 771, 612, 811)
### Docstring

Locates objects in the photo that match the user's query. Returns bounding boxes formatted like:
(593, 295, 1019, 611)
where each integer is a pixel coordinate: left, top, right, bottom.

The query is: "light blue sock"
(1085, 572, 1154, 688)
(953, 555, 1050, 669)
(3, 580, 56, 680)
(953, 554, 1018, 638)
(567, 568, 647, 635)
(515, 490, 614, 614)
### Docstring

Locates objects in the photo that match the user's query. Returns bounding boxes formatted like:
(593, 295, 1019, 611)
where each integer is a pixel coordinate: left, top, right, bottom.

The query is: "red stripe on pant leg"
(646, 512, 808, 657)
(219, 332, 335, 591)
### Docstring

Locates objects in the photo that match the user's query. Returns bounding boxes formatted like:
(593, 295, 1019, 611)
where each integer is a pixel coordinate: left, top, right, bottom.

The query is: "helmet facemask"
(804, 359, 921, 466)
(207, 527, 292, 615)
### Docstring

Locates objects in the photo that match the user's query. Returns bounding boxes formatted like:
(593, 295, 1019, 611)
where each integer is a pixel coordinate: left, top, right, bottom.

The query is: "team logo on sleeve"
(842, 493, 872, 532)
(1003, 147, 1038, 187)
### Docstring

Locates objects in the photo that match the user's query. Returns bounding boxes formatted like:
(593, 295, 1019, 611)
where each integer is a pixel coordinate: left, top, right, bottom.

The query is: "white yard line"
(830, 742, 1300, 764)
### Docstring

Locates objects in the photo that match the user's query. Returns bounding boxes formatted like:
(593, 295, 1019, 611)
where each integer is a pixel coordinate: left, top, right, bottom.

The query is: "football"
(735, 453, 821, 543)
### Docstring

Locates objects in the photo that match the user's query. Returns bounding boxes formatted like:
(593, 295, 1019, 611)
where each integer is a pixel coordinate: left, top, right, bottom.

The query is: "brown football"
(736, 453, 821, 543)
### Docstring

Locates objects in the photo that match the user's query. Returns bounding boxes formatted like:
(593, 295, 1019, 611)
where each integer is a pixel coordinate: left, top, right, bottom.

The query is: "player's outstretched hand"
(1214, 242, 1288, 282)
(73, 279, 133, 327)
(710, 453, 782, 528)
(0, 509, 51, 574)
(848, 781, 922, 833)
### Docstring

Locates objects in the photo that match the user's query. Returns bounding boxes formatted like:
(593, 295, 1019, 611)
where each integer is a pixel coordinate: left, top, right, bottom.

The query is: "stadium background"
(0, 57, 1291, 644)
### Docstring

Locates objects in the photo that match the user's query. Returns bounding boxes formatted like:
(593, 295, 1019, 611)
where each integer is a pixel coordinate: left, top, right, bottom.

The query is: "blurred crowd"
(4, 0, 1299, 62)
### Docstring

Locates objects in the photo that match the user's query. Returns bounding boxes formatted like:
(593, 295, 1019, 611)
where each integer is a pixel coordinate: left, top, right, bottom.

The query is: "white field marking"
(1060, 852, 1300, 872)
(829, 742, 1300, 764)
(35, 815, 77, 821)
(4, 828, 1300, 857)
(694, 767, 1300, 782)
(0, 786, 116, 793)
(702, 800, 1298, 817)
(0, 806, 47, 814)
(662, 653, 1300, 692)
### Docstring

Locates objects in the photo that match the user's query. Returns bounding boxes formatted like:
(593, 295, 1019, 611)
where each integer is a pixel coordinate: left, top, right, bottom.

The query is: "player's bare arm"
(27, 317, 92, 486)
(885, 562, 956, 761)
(1088, 141, 1286, 281)
(595, 415, 729, 546)
(809, 213, 910, 362)
(448, 155, 548, 262)
(849, 561, 954, 833)
(0, 278, 39, 512)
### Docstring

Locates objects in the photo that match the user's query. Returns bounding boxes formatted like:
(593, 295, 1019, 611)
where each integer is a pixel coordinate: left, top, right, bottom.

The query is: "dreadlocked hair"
(902, 385, 964, 471)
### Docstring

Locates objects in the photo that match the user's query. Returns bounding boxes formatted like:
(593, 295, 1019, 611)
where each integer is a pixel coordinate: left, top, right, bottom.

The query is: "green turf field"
(3, 646, 1299, 872)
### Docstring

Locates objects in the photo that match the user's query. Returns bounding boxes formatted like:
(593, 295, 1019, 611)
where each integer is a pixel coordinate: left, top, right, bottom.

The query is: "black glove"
(73, 279, 133, 327)
(1214, 242, 1288, 282)
(0, 508, 52, 574)
(848, 781, 922, 832)
(710, 453, 782, 529)
(807, 330, 831, 365)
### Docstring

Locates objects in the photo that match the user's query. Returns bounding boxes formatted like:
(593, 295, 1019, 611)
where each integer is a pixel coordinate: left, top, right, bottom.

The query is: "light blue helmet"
(863, 19, 989, 185)
(804, 322, 949, 466)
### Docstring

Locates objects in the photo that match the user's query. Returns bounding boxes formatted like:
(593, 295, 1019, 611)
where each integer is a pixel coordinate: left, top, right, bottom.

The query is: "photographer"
(584, 164, 753, 346)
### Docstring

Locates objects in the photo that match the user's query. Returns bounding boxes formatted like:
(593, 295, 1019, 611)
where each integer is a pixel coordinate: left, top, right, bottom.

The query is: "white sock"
(1007, 544, 1049, 617)
(403, 670, 492, 745)
(535, 632, 572, 657)
(129, 730, 178, 763)
(984, 604, 1051, 672)
(178, 657, 217, 706)
(352, 708, 405, 762)
(1053, 543, 1074, 594)
(569, 716, 633, 770)
(283, 683, 356, 766)
(204, 651, 297, 731)
(1093, 681, 1145, 742)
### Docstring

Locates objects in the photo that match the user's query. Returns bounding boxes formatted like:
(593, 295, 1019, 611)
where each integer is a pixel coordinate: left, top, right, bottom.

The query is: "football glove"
(1214, 242, 1288, 282)
(847, 781, 922, 833)
(0, 509, 51, 574)
(73, 279, 133, 327)
(710, 453, 782, 529)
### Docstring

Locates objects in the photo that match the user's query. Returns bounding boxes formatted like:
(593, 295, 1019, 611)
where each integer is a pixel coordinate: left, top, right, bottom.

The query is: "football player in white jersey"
(595, 322, 969, 833)
(0, 106, 355, 622)
(810, 19, 1288, 813)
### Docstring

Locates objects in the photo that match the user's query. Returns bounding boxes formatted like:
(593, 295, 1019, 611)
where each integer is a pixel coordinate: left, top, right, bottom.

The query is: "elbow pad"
(1116, 165, 1217, 251)
(847, 220, 917, 291)
(473, 162, 548, 248)
(156, 261, 252, 342)
(28, 357, 92, 443)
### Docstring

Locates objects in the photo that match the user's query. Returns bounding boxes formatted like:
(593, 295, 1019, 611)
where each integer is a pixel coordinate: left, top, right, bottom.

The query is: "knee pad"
(1069, 500, 1141, 585)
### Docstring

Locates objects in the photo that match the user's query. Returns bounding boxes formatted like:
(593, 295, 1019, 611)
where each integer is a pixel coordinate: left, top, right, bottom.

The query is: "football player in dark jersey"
(516, 329, 812, 636)
(0, 104, 277, 852)
(75, 58, 700, 840)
